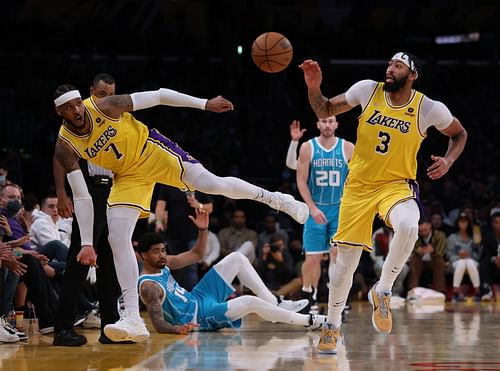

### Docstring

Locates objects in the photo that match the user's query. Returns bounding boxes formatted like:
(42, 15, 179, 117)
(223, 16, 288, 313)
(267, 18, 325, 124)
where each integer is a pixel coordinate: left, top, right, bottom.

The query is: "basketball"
(251, 32, 293, 73)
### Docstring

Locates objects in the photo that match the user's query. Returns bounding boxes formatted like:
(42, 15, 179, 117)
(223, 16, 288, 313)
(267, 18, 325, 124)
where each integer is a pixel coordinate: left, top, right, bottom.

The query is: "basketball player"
(53, 84, 309, 342)
(138, 209, 325, 333)
(53, 73, 124, 346)
(300, 52, 467, 354)
(296, 116, 353, 313)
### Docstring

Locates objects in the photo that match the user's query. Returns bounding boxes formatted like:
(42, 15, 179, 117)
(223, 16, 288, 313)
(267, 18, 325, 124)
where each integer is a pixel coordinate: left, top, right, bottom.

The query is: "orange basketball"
(251, 32, 293, 73)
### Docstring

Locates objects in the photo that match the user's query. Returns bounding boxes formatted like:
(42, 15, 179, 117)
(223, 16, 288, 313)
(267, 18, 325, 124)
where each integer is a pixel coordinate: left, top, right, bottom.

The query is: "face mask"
(0, 175, 6, 186)
(6, 200, 22, 216)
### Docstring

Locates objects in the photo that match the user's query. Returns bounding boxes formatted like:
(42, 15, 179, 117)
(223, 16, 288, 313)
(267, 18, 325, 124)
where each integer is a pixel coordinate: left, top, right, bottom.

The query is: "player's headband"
(391, 52, 418, 79)
(54, 90, 82, 107)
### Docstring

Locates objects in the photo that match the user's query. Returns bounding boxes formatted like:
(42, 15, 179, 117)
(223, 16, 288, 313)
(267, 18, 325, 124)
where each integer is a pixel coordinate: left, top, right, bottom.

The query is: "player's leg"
(224, 295, 325, 329)
(103, 207, 149, 342)
(182, 162, 308, 224)
(214, 252, 308, 312)
(300, 253, 323, 311)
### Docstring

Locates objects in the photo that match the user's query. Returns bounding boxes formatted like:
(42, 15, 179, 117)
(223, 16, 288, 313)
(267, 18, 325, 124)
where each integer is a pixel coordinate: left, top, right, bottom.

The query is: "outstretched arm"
(54, 139, 96, 265)
(299, 59, 354, 118)
(141, 281, 197, 334)
(97, 89, 234, 119)
(427, 117, 467, 180)
(166, 209, 209, 270)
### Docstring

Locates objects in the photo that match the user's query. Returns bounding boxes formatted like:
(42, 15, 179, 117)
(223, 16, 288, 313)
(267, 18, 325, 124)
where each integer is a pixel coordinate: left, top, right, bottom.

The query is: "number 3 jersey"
(350, 82, 425, 185)
(307, 137, 349, 206)
(58, 96, 149, 175)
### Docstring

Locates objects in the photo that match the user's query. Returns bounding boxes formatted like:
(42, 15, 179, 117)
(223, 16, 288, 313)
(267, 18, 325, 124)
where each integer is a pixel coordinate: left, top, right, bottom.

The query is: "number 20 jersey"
(307, 137, 349, 206)
(349, 82, 425, 185)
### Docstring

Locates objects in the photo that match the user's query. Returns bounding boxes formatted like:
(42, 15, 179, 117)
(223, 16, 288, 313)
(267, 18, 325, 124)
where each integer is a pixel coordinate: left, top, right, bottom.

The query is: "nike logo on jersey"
(366, 110, 411, 133)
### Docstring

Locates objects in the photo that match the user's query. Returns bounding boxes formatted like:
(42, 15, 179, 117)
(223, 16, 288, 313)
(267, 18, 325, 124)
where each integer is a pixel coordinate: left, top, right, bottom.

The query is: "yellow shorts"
(331, 178, 417, 252)
(107, 130, 198, 218)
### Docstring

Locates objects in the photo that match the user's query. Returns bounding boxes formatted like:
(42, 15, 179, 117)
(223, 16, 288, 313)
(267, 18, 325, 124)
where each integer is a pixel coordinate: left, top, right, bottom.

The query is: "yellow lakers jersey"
(348, 82, 425, 185)
(58, 97, 149, 175)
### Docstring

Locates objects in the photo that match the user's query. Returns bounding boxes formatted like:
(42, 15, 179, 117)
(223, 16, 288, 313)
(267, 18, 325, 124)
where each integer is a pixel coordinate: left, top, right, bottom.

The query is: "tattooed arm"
(299, 59, 354, 118)
(140, 281, 198, 334)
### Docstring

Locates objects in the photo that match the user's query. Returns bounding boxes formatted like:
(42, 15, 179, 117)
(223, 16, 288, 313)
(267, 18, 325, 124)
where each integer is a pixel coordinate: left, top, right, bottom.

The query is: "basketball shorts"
(303, 204, 340, 254)
(107, 128, 199, 218)
(190, 268, 242, 331)
(331, 178, 418, 252)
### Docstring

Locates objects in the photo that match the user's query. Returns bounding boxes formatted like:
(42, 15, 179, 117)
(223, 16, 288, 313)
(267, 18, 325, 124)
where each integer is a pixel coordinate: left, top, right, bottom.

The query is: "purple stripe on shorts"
(148, 129, 199, 164)
(408, 179, 425, 217)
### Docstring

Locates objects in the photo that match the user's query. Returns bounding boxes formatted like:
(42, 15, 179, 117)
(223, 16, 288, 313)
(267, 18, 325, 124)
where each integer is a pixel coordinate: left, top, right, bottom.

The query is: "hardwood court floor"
(2, 301, 499, 371)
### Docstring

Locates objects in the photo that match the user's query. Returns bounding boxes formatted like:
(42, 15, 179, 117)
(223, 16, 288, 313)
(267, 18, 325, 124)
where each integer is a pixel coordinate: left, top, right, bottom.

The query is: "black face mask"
(6, 200, 22, 216)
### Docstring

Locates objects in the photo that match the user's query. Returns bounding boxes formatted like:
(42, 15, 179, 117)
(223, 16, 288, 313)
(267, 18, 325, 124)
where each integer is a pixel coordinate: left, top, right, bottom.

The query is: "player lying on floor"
(138, 209, 326, 333)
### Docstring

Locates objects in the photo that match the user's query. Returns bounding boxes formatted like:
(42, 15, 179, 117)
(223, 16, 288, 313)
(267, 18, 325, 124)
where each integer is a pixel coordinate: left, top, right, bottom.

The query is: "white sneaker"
(82, 309, 101, 329)
(277, 297, 309, 313)
(306, 314, 327, 331)
(0, 324, 19, 343)
(104, 314, 149, 343)
(0, 317, 28, 340)
(269, 192, 309, 224)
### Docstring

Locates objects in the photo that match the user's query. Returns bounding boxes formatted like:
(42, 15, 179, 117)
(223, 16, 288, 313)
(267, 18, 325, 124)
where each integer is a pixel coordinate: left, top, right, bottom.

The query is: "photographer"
(256, 234, 294, 292)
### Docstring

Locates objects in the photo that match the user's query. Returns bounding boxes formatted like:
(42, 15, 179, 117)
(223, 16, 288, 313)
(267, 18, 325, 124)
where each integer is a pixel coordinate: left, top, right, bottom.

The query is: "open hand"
(188, 209, 209, 230)
(427, 155, 451, 180)
(299, 59, 323, 90)
(290, 120, 306, 141)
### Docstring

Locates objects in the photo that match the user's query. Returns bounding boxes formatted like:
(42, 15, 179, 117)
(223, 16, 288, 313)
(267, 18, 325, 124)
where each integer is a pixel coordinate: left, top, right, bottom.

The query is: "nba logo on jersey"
(307, 137, 348, 205)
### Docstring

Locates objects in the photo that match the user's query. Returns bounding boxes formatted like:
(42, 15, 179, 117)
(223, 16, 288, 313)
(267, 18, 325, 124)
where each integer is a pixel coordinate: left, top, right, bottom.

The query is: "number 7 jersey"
(58, 96, 149, 175)
(307, 137, 349, 205)
(349, 82, 425, 185)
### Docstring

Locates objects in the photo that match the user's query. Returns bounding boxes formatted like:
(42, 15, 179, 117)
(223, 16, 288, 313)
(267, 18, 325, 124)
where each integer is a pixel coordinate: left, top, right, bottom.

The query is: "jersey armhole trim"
(416, 94, 427, 138)
(89, 96, 120, 122)
(357, 82, 379, 120)
(58, 134, 83, 158)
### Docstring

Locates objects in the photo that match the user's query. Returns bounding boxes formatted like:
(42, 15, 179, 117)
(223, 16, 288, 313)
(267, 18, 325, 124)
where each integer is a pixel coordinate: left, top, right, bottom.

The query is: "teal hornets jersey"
(307, 137, 349, 205)
(138, 268, 197, 325)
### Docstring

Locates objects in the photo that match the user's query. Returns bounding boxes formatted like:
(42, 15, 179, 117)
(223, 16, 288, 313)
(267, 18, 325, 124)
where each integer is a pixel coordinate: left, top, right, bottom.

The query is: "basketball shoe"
(318, 323, 341, 354)
(276, 296, 309, 312)
(269, 192, 309, 224)
(104, 312, 149, 343)
(368, 282, 392, 333)
(305, 314, 327, 331)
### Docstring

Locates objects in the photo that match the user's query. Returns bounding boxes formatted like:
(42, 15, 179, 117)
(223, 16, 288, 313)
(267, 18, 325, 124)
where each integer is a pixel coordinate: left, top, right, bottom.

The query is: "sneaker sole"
(104, 326, 149, 343)
(318, 348, 338, 354)
(368, 289, 391, 334)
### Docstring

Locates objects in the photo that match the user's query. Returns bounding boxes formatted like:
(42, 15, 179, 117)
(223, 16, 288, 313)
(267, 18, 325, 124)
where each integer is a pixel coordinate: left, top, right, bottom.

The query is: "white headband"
(54, 90, 82, 107)
(391, 52, 418, 78)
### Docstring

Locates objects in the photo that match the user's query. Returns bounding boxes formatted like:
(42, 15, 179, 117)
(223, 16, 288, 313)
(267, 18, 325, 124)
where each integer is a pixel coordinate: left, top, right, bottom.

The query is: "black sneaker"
(53, 329, 87, 346)
(98, 333, 134, 345)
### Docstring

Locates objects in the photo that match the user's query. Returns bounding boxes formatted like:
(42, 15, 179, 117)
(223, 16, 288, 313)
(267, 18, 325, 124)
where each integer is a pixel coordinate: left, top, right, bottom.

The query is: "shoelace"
(379, 295, 391, 318)
(321, 328, 339, 344)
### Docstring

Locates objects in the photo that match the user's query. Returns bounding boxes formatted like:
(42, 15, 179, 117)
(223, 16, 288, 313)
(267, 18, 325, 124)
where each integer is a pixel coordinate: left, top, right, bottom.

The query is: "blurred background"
(0, 0, 498, 226)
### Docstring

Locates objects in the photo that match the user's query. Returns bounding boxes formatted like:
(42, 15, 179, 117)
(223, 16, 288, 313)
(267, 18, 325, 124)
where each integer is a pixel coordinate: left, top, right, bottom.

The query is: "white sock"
(225, 296, 310, 325)
(377, 200, 419, 294)
(107, 207, 141, 317)
(215, 252, 276, 305)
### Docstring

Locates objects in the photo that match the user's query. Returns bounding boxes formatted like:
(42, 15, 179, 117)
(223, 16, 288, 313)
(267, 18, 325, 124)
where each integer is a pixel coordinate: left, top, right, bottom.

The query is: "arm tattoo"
(54, 139, 80, 172)
(142, 282, 178, 333)
(308, 90, 335, 118)
(99, 94, 133, 118)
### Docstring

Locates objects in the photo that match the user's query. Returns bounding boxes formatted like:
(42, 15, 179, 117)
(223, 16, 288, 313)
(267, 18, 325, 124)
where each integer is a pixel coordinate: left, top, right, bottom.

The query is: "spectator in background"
(431, 212, 453, 236)
(257, 213, 289, 254)
(218, 209, 258, 264)
(479, 212, 500, 301)
(256, 234, 294, 293)
(29, 195, 70, 277)
(155, 185, 214, 290)
(408, 217, 447, 294)
(447, 212, 481, 302)
(0, 164, 15, 188)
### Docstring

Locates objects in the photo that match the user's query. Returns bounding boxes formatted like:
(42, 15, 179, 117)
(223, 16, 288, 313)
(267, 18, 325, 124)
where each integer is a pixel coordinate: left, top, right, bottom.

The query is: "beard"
(383, 73, 409, 92)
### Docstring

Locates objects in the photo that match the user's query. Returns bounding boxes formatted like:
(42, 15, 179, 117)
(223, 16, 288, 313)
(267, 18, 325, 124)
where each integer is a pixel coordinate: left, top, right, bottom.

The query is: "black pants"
(55, 183, 121, 332)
